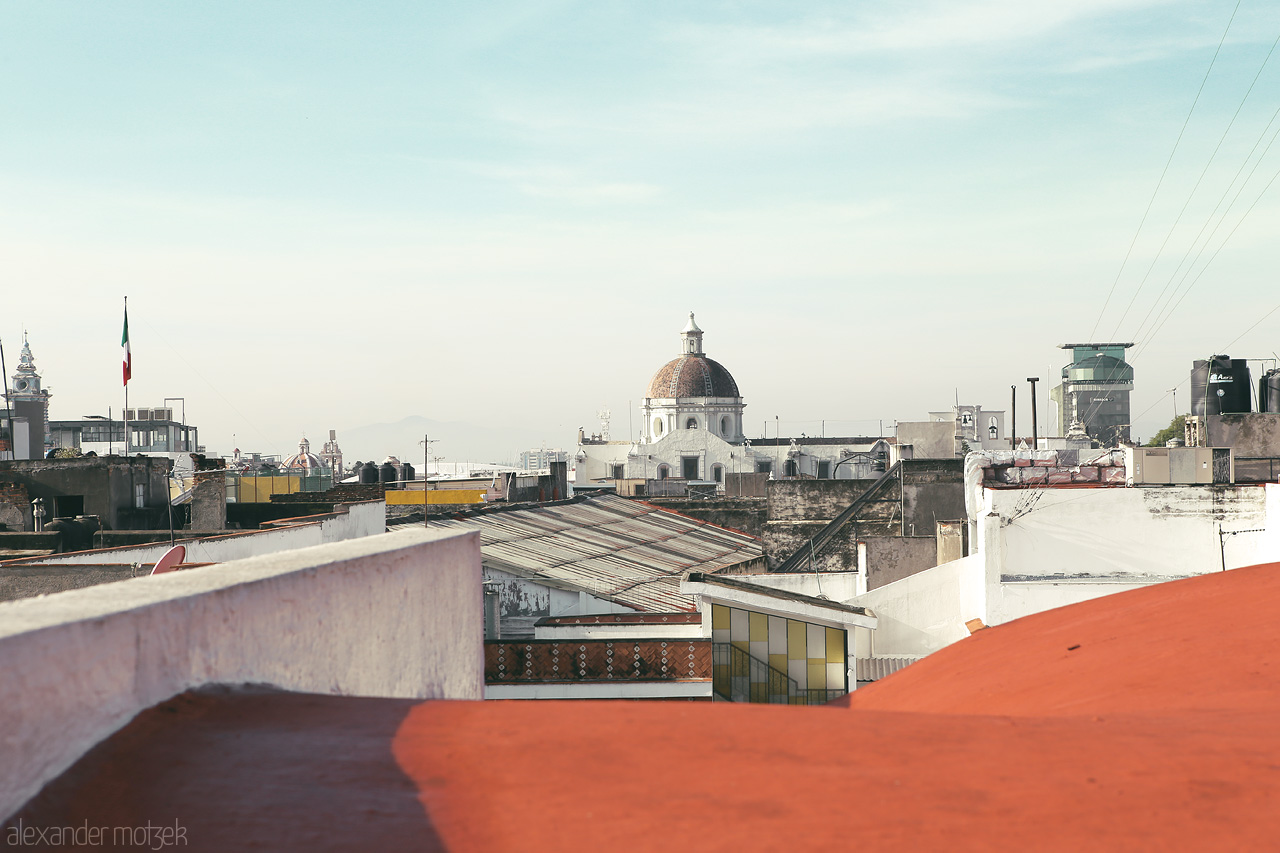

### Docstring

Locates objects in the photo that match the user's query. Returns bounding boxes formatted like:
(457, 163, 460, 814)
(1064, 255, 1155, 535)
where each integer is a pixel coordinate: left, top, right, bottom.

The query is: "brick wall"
(0, 482, 30, 531)
(977, 449, 1127, 486)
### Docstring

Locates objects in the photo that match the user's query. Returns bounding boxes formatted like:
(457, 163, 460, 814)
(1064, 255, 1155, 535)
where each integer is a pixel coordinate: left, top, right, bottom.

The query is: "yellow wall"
(712, 603, 847, 703)
(237, 476, 301, 503)
(385, 489, 486, 505)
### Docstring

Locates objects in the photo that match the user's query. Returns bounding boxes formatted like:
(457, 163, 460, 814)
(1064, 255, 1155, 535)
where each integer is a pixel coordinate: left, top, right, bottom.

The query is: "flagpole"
(123, 296, 130, 456)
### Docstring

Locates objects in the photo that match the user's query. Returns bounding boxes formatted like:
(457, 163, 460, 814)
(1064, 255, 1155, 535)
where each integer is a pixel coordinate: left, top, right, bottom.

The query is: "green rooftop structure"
(1050, 343, 1134, 447)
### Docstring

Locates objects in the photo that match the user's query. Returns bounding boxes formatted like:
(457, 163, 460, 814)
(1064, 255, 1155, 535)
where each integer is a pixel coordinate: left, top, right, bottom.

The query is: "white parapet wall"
(5, 500, 387, 568)
(850, 553, 985, 659)
(984, 482, 1280, 626)
(0, 526, 482, 821)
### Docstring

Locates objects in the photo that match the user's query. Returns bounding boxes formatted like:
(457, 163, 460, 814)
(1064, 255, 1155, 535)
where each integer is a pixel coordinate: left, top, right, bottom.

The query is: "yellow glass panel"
(769, 653, 788, 675)
(750, 681, 767, 703)
(787, 620, 807, 660)
(826, 627, 845, 664)
(712, 604, 730, 630)
(808, 661, 827, 690)
(749, 611, 768, 642)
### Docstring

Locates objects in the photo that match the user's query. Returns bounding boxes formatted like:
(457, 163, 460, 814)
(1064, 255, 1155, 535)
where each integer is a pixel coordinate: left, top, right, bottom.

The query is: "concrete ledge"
(0, 527, 483, 821)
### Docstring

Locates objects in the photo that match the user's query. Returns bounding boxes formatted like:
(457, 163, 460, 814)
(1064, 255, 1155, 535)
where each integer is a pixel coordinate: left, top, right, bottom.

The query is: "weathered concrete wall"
(0, 527, 484, 822)
(763, 479, 880, 571)
(766, 479, 878, 522)
(645, 498, 765, 537)
(0, 482, 31, 530)
(984, 483, 1280, 626)
(895, 421, 955, 458)
(725, 472, 768, 498)
(0, 532, 59, 553)
(937, 520, 967, 565)
(866, 537, 940, 590)
(0, 563, 143, 602)
(0, 456, 170, 530)
(901, 459, 966, 536)
(4, 502, 386, 568)
(190, 470, 226, 530)
(1208, 413, 1280, 457)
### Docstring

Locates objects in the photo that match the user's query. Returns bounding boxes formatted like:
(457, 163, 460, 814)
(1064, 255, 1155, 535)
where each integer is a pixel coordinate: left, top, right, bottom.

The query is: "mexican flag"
(122, 305, 131, 387)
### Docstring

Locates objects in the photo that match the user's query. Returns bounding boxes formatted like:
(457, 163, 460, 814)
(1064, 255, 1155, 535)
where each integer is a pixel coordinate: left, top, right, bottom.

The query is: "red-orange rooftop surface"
(11, 562, 1280, 851)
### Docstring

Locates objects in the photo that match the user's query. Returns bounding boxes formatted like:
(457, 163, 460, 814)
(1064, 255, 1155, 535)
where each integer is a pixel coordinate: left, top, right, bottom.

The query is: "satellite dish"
(150, 544, 187, 576)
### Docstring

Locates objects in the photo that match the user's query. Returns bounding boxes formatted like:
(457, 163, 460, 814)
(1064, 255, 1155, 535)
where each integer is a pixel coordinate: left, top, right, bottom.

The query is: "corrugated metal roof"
(394, 494, 761, 612)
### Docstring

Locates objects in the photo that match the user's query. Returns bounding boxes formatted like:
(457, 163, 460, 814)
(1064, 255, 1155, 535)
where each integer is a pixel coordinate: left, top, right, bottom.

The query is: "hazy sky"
(4, 1, 1280, 462)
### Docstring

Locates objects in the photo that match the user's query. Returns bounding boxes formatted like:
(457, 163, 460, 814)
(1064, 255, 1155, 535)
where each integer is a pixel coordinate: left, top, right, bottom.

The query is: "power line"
(1130, 102, 1280, 346)
(1110, 29, 1280, 342)
(1087, 0, 1243, 341)
(1134, 155, 1280, 361)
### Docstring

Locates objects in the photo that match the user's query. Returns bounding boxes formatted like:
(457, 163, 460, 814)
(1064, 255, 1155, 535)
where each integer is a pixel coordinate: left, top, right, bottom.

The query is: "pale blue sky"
(3, 1, 1280, 461)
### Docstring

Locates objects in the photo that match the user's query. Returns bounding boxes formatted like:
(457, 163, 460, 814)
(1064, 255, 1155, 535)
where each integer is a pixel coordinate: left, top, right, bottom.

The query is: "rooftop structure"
(1051, 342, 1135, 446)
(399, 493, 764, 615)
(7, 555, 1280, 849)
(280, 437, 324, 472)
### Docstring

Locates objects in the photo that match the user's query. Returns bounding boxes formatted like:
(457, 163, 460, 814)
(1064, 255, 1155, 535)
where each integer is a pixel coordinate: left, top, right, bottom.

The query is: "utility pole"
(1027, 378, 1040, 450)
(420, 434, 438, 528)
(1010, 385, 1016, 450)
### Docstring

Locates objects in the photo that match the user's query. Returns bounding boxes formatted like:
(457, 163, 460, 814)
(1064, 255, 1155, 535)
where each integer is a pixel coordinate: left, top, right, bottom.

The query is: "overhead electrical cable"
(1109, 29, 1280, 342)
(1130, 101, 1280, 346)
(1134, 154, 1280, 362)
(1086, 0, 1242, 341)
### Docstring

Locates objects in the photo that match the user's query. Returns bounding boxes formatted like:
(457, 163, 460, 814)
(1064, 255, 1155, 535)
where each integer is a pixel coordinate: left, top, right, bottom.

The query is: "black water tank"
(1260, 368, 1280, 413)
(379, 461, 398, 487)
(359, 460, 379, 484)
(402, 461, 415, 484)
(1191, 355, 1252, 416)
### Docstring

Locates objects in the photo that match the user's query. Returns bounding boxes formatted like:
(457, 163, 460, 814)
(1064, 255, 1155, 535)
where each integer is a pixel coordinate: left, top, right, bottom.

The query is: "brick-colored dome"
(646, 355, 740, 399)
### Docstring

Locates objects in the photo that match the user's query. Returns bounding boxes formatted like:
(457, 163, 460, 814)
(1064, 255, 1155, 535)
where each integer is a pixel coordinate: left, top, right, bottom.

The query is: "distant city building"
(575, 315, 895, 490)
(7, 334, 52, 457)
(1051, 343, 1134, 447)
(519, 448, 569, 471)
(929, 405, 1007, 451)
(50, 406, 199, 460)
(281, 437, 326, 472)
(319, 430, 344, 475)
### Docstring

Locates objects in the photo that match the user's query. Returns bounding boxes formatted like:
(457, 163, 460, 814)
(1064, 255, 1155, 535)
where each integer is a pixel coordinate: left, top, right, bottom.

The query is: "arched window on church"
(686, 417, 698, 430)
(656, 465, 670, 480)
(784, 459, 798, 478)
(653, 418, 664, 437)
(720, 416, 731, 436)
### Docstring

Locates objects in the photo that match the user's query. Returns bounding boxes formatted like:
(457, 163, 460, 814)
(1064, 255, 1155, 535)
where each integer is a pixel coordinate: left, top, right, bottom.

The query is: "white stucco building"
(575, 314, 891, 488)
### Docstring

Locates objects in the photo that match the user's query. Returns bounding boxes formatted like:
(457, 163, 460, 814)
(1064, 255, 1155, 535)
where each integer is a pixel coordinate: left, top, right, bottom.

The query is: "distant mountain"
(333, 415, 564, 468)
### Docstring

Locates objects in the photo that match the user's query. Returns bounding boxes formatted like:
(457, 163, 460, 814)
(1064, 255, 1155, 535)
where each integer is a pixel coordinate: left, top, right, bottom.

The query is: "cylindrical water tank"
(379, 461, 398, 487)
(1191, 355, 1252, 416)
(359, 460, 379, 484)
(1261, 369, 1280, 414)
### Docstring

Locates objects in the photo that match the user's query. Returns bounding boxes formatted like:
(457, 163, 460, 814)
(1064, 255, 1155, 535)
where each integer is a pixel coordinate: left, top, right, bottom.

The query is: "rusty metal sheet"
(410, 494, 761, 611)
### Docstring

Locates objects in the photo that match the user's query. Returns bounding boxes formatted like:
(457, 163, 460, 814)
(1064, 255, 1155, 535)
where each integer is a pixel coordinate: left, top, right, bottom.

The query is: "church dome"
(282, 437, 325, 471)
(646, 355, 740, 399)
